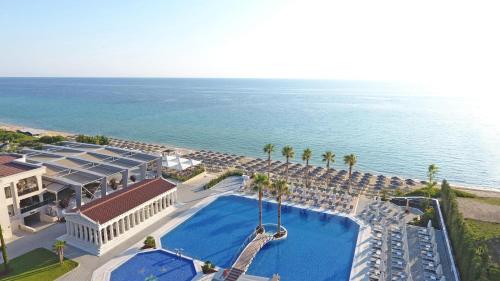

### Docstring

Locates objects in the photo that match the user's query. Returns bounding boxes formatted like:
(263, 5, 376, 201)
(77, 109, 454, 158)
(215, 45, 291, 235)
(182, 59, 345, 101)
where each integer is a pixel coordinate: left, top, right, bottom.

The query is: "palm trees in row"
(263, 144, 357, 191)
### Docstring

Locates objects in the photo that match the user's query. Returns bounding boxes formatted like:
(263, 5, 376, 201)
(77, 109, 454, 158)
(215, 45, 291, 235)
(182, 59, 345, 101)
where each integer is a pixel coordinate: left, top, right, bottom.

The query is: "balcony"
(20, 199, 53, 214)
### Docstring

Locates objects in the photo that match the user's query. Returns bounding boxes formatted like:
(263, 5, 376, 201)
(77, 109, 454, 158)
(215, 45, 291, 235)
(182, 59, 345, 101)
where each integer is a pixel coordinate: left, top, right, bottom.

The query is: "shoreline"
(2, 120, 499, 195)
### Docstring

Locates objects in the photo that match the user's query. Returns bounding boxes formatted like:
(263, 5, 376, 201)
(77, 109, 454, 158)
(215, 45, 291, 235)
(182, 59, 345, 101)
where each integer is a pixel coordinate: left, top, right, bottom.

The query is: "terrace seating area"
(360, 200, 412, 281)
(358, 199, 452, 281)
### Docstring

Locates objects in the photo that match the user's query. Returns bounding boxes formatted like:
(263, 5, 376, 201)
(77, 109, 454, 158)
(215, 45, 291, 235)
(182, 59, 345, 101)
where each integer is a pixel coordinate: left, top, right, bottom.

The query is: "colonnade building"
(62, 178, 177, 256)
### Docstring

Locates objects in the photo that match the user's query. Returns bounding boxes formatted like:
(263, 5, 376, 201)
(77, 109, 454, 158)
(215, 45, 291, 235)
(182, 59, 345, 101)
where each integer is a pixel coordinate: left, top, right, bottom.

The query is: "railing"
(20, 199, 53, 214)
(392, 196, 460, 281)
(228, 229, 257, 267)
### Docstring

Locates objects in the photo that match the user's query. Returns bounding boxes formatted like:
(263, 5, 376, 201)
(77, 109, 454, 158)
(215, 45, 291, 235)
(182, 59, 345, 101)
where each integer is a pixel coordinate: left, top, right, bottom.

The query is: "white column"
(119, 219, 125, 234)
(97, 228, 102, 246)
(66, 222, 70, 234)
(103, 226, 108, 244)
(109, 224, 114, 240)
(78, 224, 83, 240)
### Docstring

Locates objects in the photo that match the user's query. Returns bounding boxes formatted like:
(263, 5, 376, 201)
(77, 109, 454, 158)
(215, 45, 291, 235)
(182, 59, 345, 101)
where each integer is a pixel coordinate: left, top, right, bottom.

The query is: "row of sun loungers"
(418, 222, 446, 281)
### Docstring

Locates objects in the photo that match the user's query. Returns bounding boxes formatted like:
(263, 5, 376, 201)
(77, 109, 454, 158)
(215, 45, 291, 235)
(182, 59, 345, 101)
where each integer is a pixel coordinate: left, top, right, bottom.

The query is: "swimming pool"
(161, 195, 359, 281)
(110, 250, 197, 281)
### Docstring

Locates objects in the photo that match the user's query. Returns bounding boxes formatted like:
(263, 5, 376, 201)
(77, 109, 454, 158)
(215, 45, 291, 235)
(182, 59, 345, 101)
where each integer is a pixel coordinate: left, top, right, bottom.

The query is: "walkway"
(232, 233, 271, 271)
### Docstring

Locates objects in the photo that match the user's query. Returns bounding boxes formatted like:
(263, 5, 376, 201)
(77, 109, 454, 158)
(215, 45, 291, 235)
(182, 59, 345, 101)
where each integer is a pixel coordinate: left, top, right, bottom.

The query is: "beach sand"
(1, 121, 499, 197)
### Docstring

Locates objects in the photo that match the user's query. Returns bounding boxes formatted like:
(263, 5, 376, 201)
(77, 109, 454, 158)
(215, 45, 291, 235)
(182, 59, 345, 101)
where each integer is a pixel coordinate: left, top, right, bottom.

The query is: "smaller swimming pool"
(110, 250, 198, 281)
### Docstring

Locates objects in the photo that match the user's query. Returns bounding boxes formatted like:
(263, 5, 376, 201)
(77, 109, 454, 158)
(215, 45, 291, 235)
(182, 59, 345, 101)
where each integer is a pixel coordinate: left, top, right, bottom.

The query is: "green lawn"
(466, 218, 500, 240)
(0, 248, 78, 281)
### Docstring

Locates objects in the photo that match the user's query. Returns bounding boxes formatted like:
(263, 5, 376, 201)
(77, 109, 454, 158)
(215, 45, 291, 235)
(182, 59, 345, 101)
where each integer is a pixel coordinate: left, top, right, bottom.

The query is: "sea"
(0, 77, 499, 189)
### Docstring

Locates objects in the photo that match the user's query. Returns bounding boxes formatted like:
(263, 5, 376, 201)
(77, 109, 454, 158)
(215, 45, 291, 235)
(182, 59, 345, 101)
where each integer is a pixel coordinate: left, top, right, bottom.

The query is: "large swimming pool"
(161, 195, 359, 281)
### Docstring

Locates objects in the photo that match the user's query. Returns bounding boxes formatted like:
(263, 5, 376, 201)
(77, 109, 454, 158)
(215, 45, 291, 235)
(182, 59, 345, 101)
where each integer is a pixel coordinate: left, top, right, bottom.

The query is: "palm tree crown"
(344, 154, 357, 167)
(322, 151, 335, 169)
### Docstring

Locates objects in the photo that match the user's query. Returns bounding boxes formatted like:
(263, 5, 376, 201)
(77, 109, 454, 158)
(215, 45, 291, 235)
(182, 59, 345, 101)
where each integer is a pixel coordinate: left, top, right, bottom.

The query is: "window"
(4, 186, 12, 199)
(7, 204, 15, 217)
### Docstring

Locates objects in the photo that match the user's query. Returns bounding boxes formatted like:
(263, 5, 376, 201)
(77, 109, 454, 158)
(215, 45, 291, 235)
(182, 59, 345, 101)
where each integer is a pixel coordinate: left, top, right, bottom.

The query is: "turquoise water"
(161, 195, 359, 281)
(110, 250, 197, 281)
(0, 77, 499, 188)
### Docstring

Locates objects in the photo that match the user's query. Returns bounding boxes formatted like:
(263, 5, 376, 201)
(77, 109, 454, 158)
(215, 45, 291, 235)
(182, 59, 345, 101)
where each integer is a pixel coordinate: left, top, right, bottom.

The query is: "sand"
(2, 121, 499, 197)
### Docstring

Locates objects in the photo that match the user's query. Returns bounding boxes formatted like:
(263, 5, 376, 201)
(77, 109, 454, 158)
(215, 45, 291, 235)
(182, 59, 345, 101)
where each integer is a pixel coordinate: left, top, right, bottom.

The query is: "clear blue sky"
(1, 0, 499, 88)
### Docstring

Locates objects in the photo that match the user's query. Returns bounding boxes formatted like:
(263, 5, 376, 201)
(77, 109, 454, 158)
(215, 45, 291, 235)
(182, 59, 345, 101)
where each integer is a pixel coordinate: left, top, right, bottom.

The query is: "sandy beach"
(1, 121, 499, 197)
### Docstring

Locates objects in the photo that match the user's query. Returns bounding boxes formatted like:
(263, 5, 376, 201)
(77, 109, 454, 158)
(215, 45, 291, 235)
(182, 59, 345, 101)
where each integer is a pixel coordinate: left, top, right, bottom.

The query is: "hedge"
(204, 170, 244, 189)
(440, 180, 499, 281)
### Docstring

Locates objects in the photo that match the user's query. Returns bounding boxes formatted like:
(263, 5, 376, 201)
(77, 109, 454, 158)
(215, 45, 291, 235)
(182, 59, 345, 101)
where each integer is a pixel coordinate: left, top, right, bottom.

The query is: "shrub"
(75, 134, 109, 145)
(38, 135, 65, 144)
(201, 261, 216, 274)
(163, 165, 205, 182)
(143, 236, 156, 249)
(204, 170, 244, 189)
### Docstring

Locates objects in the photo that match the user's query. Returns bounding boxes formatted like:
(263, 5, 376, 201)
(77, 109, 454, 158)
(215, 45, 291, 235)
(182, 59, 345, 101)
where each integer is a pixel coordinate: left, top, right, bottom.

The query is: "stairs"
(224, 267, 245, 281)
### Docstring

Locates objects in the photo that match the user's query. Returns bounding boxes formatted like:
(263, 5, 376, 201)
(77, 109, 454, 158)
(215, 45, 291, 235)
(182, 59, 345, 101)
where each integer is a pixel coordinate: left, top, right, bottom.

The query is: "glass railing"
(20, 199, 53, 214)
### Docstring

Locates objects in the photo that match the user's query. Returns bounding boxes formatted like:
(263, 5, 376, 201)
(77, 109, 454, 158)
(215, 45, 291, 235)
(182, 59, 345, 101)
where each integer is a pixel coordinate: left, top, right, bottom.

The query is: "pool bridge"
(225, 224, 286, 281)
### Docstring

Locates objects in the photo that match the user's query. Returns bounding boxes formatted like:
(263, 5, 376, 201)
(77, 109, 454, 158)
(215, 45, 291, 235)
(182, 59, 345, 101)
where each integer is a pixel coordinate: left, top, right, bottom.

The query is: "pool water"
(110, 250, 197, 281)
(161, 195, 359, 281)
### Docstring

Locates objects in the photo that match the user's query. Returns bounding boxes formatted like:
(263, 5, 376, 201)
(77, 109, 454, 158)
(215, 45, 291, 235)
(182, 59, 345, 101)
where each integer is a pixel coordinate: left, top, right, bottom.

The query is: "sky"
(0, 0, 499, 96)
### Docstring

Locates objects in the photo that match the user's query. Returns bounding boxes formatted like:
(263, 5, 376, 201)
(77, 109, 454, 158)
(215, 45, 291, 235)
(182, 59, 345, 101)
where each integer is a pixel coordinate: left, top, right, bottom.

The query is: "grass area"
(465, 218, 500, 277)
(471, 197, 500, 206)
(465, 218, 500, 240)
(403, 186, 477, 198)
(0, 248, 78, 281)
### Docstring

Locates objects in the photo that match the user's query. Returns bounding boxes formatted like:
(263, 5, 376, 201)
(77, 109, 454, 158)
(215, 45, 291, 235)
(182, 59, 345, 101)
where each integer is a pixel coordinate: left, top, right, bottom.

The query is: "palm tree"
(322, 151, 335, 170)
(53, 240, 66, 265)
(302, 148, 312, 188)
(426, 164, 439, 199)
(263, 144, 275, 178)
(253, 173, 270, 233)
(0, 225, 9, 273)
(271, 179, 289, 237)
(427, 164, 439, 186)
(281, 146, 295, 182)
(344, 154, 357, 194)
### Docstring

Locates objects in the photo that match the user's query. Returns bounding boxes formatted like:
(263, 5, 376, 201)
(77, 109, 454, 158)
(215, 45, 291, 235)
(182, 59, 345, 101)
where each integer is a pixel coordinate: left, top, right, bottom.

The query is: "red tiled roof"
(77, 178, 176, 224)
(0, 161, 38, 177)
(0, 155, 18, 164)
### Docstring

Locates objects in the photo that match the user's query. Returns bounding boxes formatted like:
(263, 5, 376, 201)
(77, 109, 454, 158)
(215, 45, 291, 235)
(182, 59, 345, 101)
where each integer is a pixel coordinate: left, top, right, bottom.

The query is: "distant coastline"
(2, 120, 499, 197)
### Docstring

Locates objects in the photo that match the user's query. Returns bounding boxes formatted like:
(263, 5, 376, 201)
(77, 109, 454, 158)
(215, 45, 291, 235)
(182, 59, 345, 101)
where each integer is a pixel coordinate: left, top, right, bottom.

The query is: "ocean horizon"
(1, 77, 499, 189)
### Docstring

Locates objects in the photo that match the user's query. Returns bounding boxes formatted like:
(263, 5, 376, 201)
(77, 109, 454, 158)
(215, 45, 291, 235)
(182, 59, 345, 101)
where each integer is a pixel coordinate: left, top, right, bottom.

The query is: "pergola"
(21, 142, 163, 207)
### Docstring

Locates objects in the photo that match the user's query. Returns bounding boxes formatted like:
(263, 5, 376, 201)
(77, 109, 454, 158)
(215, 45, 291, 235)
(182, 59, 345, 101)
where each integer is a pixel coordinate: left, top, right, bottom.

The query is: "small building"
(0, 154, 51, 240)
(62, 178, 177, 256)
